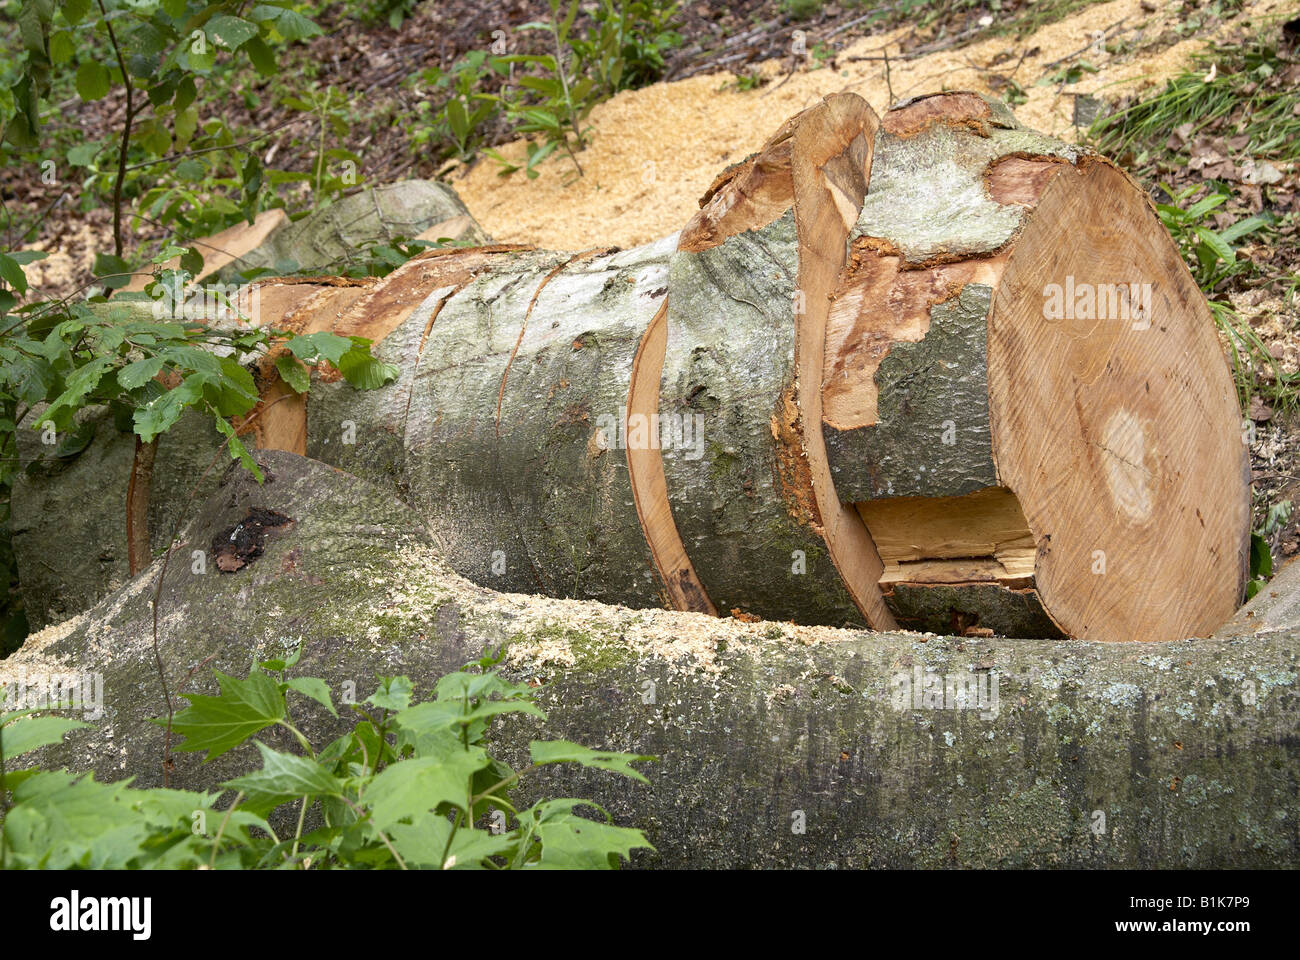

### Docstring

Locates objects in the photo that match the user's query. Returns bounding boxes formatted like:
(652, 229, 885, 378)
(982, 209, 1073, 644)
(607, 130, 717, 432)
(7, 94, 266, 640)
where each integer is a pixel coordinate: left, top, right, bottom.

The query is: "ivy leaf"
(163, 668, 285, 761)
(222, 742, 343, 815)
(529, 740, 653, 783)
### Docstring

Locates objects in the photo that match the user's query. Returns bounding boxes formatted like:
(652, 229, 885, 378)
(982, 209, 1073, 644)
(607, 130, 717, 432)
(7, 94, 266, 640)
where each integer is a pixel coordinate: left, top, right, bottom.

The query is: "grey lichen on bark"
(306, 284, 455, 492)
(854, 118, 1081, 262)
(402, 251, 573, 595)
(660, 212, 864, 626)
(827, 284, 997, 501)
(496, 237, 674, 607)
(214, 181, 488, 281)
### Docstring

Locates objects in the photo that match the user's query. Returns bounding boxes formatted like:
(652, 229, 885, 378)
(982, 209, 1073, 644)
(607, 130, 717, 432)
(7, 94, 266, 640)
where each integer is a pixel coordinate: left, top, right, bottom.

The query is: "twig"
(96, 0, 135, 260)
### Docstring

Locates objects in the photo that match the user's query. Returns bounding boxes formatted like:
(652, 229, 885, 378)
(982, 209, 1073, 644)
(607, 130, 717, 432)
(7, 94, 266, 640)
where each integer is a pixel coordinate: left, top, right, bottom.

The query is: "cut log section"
(9, 92, 1250, 643)
(647, 94, 892, 627)
(821, 92, 1250, 641)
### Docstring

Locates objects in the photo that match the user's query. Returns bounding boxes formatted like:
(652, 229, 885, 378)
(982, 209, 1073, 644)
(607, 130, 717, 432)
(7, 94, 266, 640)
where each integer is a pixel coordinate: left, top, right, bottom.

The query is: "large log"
(823, 93, 1249, 642)
(4, 451, 1296, 868)
(9, 92, 1249, 643)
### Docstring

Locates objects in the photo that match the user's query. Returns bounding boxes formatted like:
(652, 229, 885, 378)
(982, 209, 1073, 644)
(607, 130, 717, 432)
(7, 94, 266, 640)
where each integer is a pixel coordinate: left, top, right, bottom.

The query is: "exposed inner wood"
(822, 248, 1007, 430)
(680, 141, 794, 252)
(122, 207, 288, 292)
(790, 94, 896, 631)
(626, 299, 718, 615)
(125, 436, 157, 576)
(243, 284, 368, 454)
(878, 557, 1035, 587)
(881, 91, 993, 139)
(859, 486, 1036, 599)
(985, 155, 1069, 206)
(856, 485, 1034, 563)
(987, 158, 1251, 642)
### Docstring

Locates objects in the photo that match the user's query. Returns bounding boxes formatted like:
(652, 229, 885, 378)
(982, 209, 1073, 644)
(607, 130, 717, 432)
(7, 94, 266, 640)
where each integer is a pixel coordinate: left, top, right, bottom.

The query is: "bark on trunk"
(9, 93, 1249, 643)
(3, 450, 1295, 868)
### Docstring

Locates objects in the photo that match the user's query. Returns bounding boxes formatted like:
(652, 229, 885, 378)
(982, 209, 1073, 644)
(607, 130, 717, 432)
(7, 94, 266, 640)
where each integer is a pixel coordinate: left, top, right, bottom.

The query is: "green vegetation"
(0, 645, 654, 868)
(1090, 33, 1300, 417)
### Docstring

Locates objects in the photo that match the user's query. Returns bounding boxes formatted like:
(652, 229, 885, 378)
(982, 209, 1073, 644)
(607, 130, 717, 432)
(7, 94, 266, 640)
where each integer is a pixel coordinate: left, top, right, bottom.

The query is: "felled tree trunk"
(11, 93, 1249, 643)
(4, 450, 1296, 868)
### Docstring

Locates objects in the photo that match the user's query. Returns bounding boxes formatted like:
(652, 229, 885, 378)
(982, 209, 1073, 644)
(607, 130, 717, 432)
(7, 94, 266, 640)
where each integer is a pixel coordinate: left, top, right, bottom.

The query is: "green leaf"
(259, 641, 303, 673)
(55, 418, 96, 458)
(1219, 213, 1271, 245)
(164, 667, 285, 761)
(204, 355, 258, 417)
(366, 747, 492, 830)
(384, 810, 455, 865)
(49, 30, 74, 64)
(117, 356, 166, 390)
(529, 740, 652, 783)
(223, 742, 343, 815)
(287, 330, 353, 365)
(6, 250, 50, 266)
(0, 253, 28, 294)
(284, 677, 337, 717)
(1195, 226, 1235, 265)
(524, 798, 653, 868)
(63, 0, 92, 25)
(206, 15, 258, 50)
(0, 714, 90, 758)
(66, 143, 100, 167)
(366, 675, 414, 711)
(3, 772, 147, 869)
(4, 353, 55, 406)
(270, 9, 321, 41)
(244, 36, 277, 76)
(93, 251, 133, 288)
(75, 60, 111, 101)
(212, 414, 262, 479)
(41, 355, 115, 424)
(274, 354, 310, 393)
(1250, 532, 1273, 580)
(336, 344, 399, 390)
(133, 373, 204, 442)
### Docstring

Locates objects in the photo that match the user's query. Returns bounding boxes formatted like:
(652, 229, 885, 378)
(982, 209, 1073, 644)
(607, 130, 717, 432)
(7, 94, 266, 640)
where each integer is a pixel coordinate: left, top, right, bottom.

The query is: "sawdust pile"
(454, 0, 1295, 251)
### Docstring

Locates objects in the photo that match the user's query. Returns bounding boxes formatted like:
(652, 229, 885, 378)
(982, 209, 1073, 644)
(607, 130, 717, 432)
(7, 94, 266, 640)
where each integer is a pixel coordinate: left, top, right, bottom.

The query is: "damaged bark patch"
(212, 507, 293, 573)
